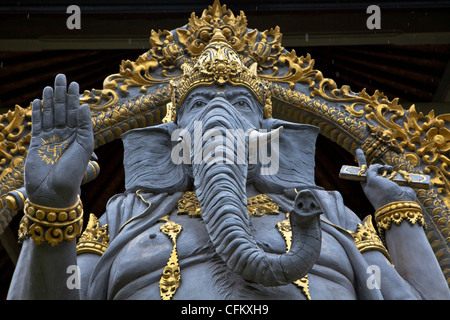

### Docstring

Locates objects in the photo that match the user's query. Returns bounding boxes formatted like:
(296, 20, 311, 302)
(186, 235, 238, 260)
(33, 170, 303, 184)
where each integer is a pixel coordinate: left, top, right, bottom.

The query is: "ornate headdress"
(164, 29, 271, 122)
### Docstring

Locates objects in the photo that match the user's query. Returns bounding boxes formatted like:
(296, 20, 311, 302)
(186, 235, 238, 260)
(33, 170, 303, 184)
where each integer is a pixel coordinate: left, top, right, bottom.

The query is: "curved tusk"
(176, 131, 191, 153)
(177, 128, 190, 146)
(249, 126, 283, 148)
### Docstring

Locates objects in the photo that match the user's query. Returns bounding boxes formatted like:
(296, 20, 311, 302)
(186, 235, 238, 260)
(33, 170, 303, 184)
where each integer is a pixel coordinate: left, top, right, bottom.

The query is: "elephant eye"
(192, 100, 206, 108)
(234, 100, 250, 109)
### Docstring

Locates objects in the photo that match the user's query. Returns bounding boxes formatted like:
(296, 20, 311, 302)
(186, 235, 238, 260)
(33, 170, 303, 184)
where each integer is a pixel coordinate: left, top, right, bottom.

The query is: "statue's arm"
(8, 240, 79, 299)
(356, 149, 450, 299)
(77, 253, 101, 299)
(356, 218, 448, 299)
(382, 219, 449, 299)
(359, 249, 420, 299)
(342, 206, 420, 299)
(75, 192, 144, 299)
(8, 240, 100, 300)
(8, 74, 94, 299)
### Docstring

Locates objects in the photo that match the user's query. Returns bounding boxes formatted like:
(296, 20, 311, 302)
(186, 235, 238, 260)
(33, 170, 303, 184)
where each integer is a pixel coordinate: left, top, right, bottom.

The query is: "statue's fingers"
(366, 164, 384, 181)
(403, 186, 417, 201)
(356, 148, 367, 167)
(54, 74, 67, 128)
(382, 165, 394, 174)
(42, 86, 54, 131)
(67, 81, 79, 128)
(76, 104, 94, 149)
(31, 99, 43, 136)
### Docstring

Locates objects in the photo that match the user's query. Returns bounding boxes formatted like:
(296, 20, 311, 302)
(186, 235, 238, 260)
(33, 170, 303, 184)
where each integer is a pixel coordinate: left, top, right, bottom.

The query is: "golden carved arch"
(0, 0, 448, 285)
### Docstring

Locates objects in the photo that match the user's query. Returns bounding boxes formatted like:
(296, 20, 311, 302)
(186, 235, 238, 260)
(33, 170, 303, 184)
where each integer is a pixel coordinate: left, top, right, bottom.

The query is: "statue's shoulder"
(100, 191, 155, 239)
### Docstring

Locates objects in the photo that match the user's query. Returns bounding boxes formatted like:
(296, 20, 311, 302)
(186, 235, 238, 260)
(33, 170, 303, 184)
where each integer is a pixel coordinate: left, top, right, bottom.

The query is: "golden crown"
(174, 29, 267, 109)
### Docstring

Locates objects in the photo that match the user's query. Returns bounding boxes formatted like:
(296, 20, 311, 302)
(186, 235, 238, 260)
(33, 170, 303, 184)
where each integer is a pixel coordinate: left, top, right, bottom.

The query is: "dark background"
(0, 0, 449, 299)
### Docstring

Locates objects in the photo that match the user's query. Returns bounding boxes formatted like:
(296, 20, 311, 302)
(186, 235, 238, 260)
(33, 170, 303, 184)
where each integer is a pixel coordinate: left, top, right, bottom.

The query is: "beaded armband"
(18, 197, 83, 246)
(351, 215, 392, 263)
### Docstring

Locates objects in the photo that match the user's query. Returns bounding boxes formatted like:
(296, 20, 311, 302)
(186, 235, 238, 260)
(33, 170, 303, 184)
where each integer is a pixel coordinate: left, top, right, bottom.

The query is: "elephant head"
(121, 30, 322, 286)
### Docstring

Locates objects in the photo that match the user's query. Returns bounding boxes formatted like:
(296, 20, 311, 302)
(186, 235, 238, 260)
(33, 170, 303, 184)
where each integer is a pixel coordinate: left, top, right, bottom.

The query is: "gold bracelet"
(374, 201, 425, 236)
(19, 197, 83, 246)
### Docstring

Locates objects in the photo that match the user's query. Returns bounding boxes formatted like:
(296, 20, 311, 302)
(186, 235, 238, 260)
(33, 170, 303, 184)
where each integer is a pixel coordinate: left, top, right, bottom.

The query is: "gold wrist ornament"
(18, 197, 83, 246)
(374, 201, 426, 242)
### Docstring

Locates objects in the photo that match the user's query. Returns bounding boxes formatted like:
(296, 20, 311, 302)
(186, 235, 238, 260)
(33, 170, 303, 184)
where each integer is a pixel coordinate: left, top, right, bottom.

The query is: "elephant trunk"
(189, 98, 322, 286)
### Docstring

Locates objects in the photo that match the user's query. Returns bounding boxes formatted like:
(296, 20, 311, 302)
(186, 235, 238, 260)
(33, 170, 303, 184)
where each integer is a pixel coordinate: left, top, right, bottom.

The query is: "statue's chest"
(173, 213, 290, 256)
(109, 213, 289, 298)
(167, 213, 290, 261)
(110, 212, 355, 299)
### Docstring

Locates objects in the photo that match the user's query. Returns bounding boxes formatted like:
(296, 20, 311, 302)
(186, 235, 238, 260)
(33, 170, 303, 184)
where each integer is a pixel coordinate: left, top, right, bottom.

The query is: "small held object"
(339, 165, 431, 189)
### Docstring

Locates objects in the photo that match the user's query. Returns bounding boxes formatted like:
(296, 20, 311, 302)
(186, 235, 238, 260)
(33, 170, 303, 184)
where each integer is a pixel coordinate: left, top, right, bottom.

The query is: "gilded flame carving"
(350, 215, 392, 262)
(79, 0, 319, 112)
(76, 213, 109, 255)
(177, 0, 248, 56)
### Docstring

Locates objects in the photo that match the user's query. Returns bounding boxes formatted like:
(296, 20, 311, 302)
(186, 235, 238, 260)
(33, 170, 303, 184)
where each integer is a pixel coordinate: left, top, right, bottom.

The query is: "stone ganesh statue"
(7, 30, 450, 300)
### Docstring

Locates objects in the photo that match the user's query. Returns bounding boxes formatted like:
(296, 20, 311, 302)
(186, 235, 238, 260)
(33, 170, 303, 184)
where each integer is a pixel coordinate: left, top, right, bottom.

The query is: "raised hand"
(356, 149, 416, 210)
(25, 74, 94, 208)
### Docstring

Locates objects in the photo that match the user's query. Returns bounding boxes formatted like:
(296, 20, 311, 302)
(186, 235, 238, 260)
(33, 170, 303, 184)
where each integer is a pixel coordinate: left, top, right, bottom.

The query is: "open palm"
(25, 74, 94, 208)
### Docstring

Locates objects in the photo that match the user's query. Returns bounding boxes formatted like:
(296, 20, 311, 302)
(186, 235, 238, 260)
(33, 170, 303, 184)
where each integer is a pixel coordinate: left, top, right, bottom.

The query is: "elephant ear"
(255, 118, 320, 193)
(121, 122, 190, 193)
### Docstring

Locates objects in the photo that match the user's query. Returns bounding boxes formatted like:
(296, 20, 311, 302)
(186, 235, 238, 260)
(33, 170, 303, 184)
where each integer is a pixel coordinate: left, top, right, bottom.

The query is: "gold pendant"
(159, 218, 183, 300)
(276, 213, 312, 300)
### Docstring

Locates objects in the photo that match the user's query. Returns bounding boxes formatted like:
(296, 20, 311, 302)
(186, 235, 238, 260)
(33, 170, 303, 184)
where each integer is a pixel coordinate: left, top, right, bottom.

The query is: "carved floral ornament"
(0, 0, 449, 285)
